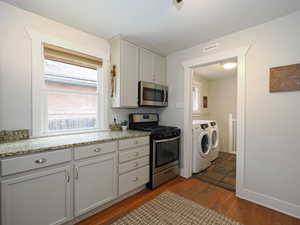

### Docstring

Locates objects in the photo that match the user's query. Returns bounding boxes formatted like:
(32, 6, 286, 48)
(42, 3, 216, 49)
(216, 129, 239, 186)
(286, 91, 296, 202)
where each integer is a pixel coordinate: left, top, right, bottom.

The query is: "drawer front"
(74, 141, 117, 160)
(119, 136, 149, 150)
(1, 149, 71, 176)
(119, 156, 149, 174)
(119, 165, 149, 196)
(119, 146, 149, 163)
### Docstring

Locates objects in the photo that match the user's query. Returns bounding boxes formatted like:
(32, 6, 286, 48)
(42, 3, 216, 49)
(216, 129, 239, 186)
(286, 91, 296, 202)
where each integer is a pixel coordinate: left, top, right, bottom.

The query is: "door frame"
(181, 46, 250, 196)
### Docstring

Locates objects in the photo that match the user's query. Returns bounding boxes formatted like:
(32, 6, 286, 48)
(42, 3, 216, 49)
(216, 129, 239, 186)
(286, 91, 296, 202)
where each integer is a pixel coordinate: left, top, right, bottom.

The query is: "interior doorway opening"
(181, 46, 249, 197)
(191, 57, 238, 192)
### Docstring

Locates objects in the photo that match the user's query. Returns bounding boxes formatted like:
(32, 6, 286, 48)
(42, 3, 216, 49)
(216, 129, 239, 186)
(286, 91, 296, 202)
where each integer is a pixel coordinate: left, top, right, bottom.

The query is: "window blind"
(44, 43, 102, 69)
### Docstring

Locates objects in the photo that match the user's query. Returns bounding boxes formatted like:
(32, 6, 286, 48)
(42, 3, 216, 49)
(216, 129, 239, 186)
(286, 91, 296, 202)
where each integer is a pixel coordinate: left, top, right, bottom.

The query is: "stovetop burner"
(129, 113, 181, 140)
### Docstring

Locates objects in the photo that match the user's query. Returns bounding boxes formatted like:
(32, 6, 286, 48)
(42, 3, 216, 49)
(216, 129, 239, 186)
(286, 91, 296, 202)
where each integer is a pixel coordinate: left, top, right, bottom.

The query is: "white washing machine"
(192, 121, 212, 173)
(208, 120, 220, 161)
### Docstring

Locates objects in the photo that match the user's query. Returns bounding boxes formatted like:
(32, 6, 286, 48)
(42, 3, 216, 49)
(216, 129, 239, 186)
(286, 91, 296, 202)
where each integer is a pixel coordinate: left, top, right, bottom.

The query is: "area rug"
(193, 152, 236, 192)
(111, 191, 242, 225)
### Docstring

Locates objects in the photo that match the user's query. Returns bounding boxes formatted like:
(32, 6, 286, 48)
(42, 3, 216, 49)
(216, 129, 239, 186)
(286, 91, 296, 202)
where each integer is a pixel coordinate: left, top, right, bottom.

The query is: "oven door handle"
(154, 136, 180, 143)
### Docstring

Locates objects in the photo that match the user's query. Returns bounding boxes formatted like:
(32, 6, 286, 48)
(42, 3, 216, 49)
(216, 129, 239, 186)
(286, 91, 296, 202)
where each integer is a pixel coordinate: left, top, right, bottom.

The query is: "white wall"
(208, 76, 237, 153)
(0, 2, 156, 133)
(161, 11, 300, 217)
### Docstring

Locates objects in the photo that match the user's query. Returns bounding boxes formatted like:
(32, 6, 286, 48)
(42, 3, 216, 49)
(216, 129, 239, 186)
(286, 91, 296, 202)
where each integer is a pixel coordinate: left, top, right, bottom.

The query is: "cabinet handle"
(133, 177, 139, 182)
(35, 158, 47, 164)
(75, 167, 79, 180)
(94, 148, 102, 153)
(66, 171, 70, 183)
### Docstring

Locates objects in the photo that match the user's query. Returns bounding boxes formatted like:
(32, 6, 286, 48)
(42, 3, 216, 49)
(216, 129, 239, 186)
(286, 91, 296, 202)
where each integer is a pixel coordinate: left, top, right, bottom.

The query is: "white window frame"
(26, 28, 110, 137)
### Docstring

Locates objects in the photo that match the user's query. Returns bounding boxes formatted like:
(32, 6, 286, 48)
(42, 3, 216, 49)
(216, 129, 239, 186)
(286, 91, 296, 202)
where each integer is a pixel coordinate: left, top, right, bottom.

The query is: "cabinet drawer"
(119, 156, 149, 174)
(119, 136, 149, 150)
(119, 165, 149, 195)
(74, 141, 117, 160)
(119, 146, 149, 163)
(1, 149, 71, 176)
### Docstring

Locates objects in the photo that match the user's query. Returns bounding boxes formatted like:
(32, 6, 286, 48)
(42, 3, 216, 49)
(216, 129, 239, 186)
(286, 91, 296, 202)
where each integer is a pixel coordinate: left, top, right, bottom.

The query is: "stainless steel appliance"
(138, 81, 168, 107)
(129, 113, 180, 189)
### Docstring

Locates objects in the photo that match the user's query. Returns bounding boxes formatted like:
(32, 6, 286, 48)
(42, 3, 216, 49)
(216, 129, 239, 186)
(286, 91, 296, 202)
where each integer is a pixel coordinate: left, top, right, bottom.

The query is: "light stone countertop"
(0, 130, 150, 158)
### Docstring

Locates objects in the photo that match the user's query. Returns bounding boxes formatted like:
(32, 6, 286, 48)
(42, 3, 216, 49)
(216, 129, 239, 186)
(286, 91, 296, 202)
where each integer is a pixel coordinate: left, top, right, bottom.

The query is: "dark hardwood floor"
(77, 177, 300, 225)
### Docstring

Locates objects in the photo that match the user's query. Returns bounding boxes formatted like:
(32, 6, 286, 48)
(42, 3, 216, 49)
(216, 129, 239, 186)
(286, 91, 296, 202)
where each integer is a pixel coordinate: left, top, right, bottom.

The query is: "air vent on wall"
(203, 43, 219, 53)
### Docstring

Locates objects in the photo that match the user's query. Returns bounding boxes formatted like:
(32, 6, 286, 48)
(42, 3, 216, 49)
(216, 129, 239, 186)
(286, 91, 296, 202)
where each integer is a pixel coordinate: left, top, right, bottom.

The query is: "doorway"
(191, 58, 238, 191)
(181, 46, 249, 196)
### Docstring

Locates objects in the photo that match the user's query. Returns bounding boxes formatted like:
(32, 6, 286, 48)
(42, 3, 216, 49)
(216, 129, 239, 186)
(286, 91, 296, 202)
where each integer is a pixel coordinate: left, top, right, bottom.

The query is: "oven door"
(139, 81, 168, 107)
(153, 136, 180, 174)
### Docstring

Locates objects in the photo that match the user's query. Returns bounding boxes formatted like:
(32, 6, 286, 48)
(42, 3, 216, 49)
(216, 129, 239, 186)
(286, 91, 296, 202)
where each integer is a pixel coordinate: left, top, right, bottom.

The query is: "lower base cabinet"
(74, 153, 117, 217)
(0, 137, 149, 225)
(1, 166, 72, 225)
(119, 165, 149, 196)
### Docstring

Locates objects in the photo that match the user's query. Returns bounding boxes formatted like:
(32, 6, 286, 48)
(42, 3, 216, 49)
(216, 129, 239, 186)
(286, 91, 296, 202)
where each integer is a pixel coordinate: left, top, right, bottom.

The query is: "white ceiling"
(2, 0, 300, 55)
(193, 58, 237, 80)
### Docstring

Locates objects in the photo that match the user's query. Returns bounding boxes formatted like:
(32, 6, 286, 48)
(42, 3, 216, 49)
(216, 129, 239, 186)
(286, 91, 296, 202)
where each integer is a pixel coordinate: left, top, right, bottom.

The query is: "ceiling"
(2, 0, 300, 55)
(193, 58, 237, 80)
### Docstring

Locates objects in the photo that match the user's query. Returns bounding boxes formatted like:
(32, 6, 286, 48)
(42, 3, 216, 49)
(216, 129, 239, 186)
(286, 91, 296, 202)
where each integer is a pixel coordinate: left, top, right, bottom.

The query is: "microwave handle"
(163, 88, 167, 104)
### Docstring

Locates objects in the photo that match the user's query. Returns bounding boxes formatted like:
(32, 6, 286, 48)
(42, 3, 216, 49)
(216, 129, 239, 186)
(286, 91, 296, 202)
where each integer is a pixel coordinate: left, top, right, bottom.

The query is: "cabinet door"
(154, 54, 166, 85)
(74, 153, 117, 217)
(139, 48, 154, 83)
(1, 166, 72, 225)
(120, 40, 139, 107)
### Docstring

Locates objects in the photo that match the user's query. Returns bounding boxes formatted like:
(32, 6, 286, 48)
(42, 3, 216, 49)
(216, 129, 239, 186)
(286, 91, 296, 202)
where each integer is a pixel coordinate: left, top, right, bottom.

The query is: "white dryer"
(192, 121, 212, 173)
(208, 120, 220, 161)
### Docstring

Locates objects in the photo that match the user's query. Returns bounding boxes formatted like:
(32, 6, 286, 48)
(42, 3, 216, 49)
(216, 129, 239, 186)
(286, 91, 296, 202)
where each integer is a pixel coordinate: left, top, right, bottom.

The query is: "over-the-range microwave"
(138, 81, 168, 107)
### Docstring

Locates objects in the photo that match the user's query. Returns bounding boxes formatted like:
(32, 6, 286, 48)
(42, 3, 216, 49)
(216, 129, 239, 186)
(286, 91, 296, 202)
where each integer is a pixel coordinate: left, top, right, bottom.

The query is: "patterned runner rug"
(111, 191, 242, 225)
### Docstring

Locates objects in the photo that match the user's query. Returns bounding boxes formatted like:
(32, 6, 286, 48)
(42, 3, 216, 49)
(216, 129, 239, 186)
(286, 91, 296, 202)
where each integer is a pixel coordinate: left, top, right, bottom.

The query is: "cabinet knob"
(35, 158, 47, 164)
(134, 152, 139, 156)
(66, 172, 70, 183)
(134, 140, 139, 145)
(134, 162, 139, 167)
(94, 148, 102, 153)
(133, 177, 139, 182)
(75, 167, 79, 180)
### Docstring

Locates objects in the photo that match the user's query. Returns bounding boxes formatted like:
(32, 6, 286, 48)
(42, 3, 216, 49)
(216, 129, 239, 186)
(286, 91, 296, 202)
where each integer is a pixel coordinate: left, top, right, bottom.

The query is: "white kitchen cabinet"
(111, 38, 139, 108)
(140, 48, 155, 83)
(1, 166, 72, 225)
(154, 54, 166, 85)
(139, 48, 166, 85)
(74, 153, 117, 217)
(119, 165, 149, 196)
(118, 137, 150, 196)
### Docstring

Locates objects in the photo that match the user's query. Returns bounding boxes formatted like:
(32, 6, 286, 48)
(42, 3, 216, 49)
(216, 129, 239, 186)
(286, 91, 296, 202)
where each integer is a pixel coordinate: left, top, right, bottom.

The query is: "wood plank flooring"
(77, 177, 300, 225)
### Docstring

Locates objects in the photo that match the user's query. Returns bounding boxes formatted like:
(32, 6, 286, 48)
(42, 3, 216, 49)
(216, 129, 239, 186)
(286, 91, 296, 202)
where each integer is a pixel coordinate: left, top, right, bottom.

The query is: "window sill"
(31, 128, 110, 139)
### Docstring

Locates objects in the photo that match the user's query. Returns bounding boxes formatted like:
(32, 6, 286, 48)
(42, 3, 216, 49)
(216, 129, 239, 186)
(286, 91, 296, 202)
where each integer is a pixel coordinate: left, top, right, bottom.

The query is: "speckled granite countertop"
(0, 130, 150, 158)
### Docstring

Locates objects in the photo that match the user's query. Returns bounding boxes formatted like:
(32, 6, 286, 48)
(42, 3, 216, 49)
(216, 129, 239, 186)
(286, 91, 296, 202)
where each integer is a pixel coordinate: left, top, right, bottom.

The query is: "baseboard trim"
(237, 188, 300, 219)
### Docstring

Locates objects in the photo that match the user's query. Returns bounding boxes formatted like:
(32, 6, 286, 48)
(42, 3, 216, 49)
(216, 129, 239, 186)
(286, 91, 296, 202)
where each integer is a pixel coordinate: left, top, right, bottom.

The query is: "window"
(192, 86, 200, 112)
(42, 44, 102, 133)
(192, 82, 202, 113)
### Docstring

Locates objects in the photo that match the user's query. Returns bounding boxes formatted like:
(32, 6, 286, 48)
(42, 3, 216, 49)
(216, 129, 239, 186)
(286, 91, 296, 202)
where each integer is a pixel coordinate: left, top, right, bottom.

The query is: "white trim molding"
(25, 27, 110, 137)
(181, 46, 250, 197)
(237, 188, 300, 219)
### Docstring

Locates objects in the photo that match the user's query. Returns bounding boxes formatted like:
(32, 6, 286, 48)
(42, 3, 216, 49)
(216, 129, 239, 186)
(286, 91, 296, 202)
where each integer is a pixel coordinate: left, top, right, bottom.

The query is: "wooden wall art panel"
(203, 96, 208, 108)
(270, 63, 300, 92)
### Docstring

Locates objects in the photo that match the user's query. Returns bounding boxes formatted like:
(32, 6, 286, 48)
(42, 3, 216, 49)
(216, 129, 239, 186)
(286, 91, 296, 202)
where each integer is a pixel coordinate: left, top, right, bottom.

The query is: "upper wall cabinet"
(111, 38, 139, 108)
(140, 48, 166, 85)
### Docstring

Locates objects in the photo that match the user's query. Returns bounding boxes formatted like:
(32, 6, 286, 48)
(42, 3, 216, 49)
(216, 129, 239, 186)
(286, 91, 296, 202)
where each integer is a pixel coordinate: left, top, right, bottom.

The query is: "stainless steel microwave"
(138, 81, 168, 107)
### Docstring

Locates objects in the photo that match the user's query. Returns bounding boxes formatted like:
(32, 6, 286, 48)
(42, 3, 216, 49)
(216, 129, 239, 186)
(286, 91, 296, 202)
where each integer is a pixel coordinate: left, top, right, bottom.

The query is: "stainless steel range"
(129, 113, 181, 189)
